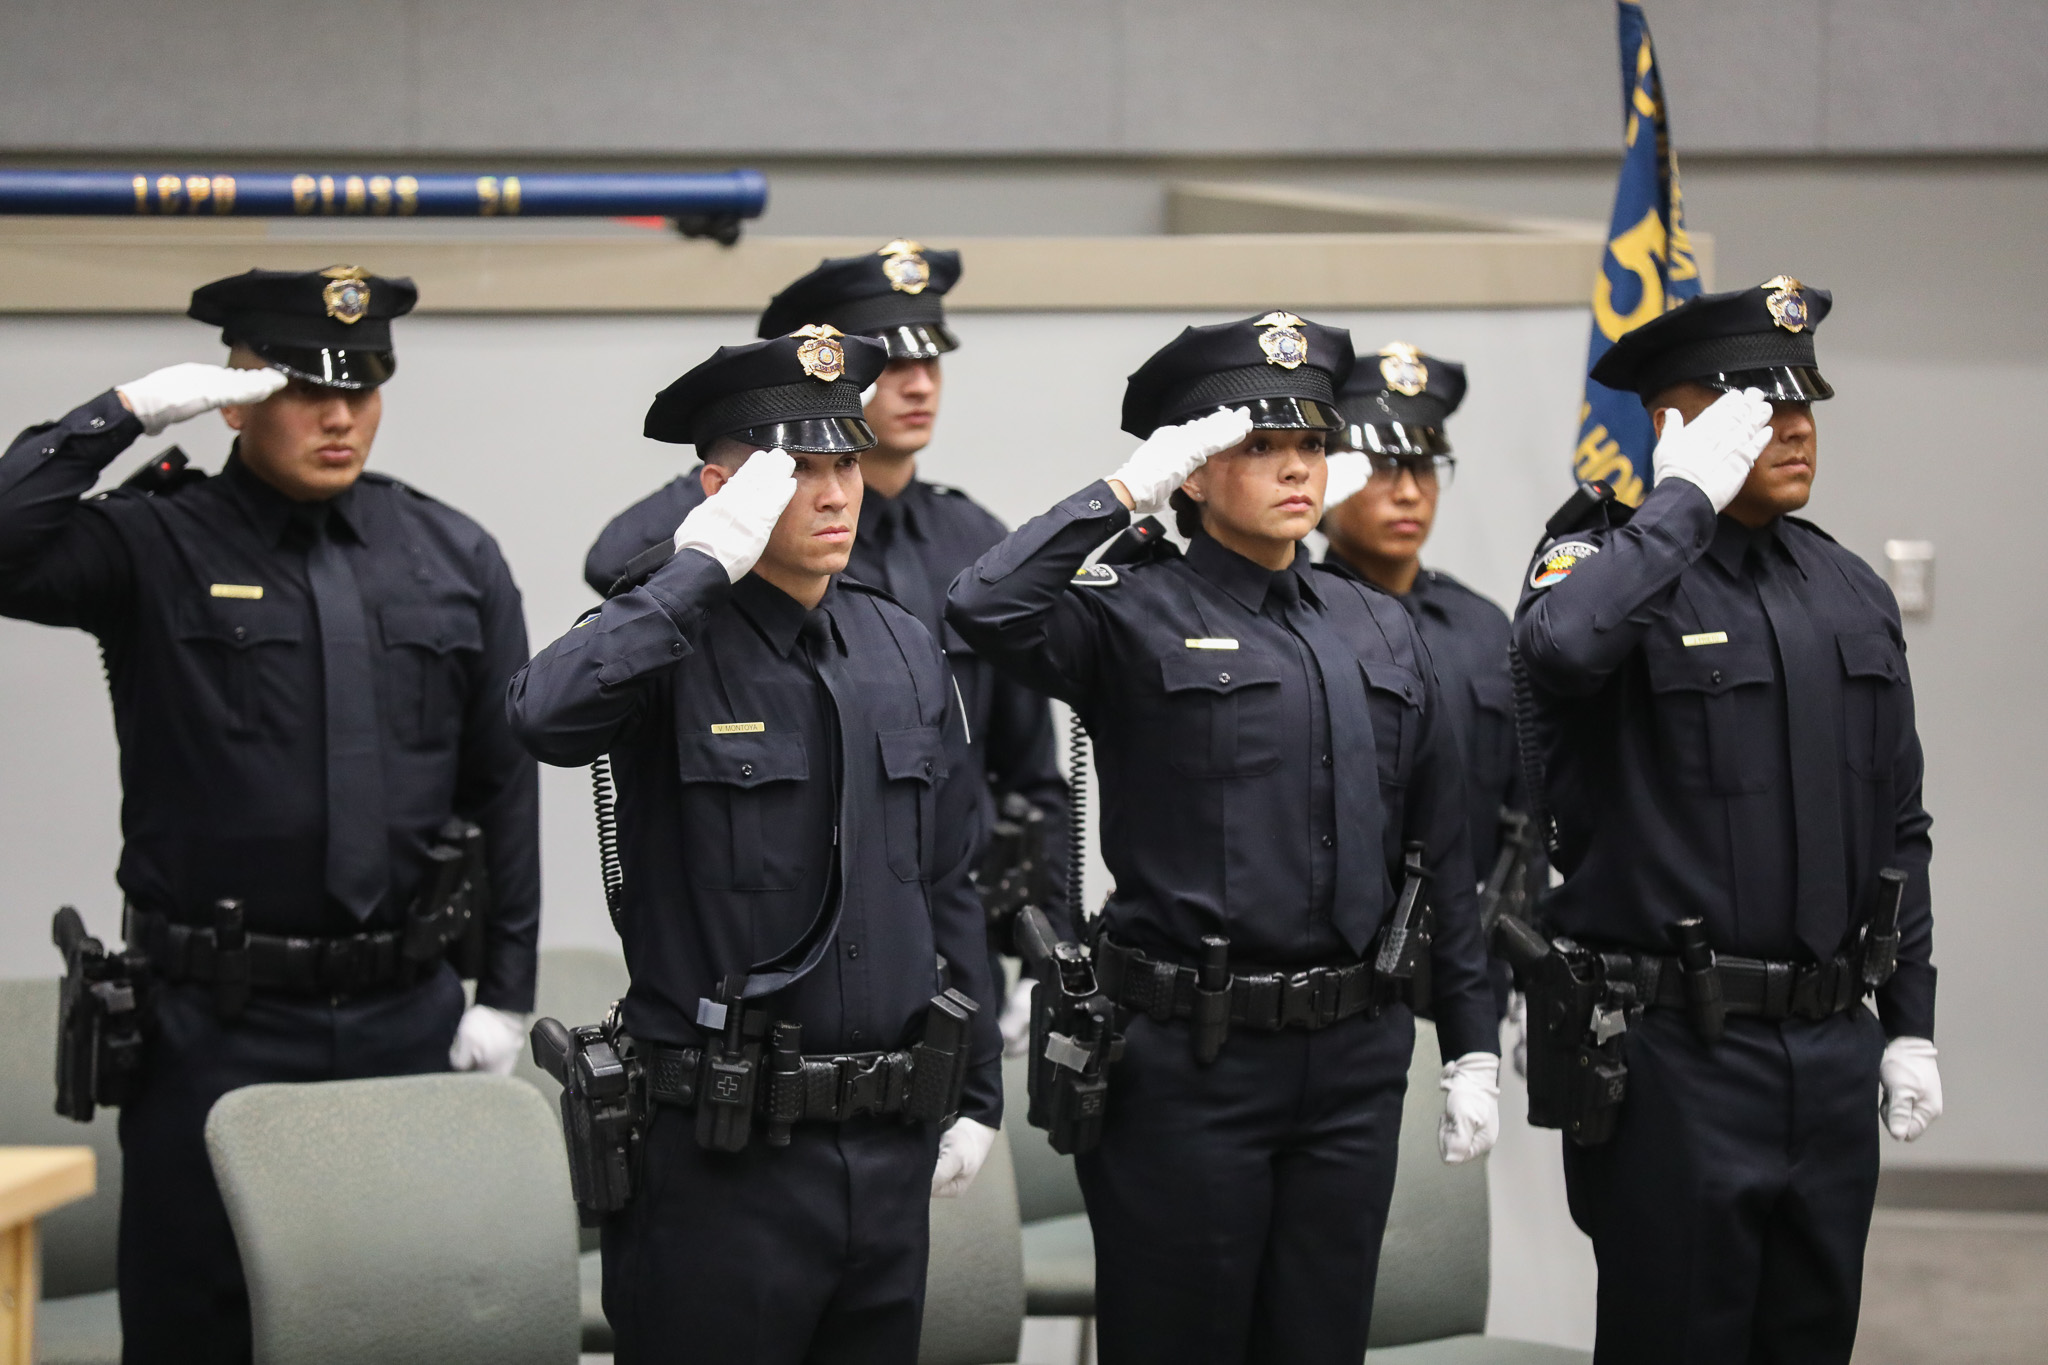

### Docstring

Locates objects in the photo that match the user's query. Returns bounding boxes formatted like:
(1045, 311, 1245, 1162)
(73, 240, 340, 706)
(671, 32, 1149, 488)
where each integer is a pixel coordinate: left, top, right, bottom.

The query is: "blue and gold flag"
(1573, 2, 1701, 505)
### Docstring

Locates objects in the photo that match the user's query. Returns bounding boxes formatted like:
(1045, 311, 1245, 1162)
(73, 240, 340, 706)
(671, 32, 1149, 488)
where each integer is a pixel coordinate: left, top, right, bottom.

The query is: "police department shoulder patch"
(1071, 564, 1119, 588)
(1529, 539, 1599, 590)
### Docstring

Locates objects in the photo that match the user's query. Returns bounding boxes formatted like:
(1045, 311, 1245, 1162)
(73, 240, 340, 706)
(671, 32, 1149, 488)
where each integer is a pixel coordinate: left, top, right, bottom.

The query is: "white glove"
(117, 363, 287, 437)
(931, 1117, 999, 1198)
(999, 977, 1035, 1058)
(1438, 1052, 1502, 1164)
(674, 448, 798, 583)
(1880, 1036, 1943, 1142)
(1108, 406, 1254, 514)
(449, 1003, 527, 1076)
(1650, 387, 1774, 512)
(1322, 450, 1373, 509)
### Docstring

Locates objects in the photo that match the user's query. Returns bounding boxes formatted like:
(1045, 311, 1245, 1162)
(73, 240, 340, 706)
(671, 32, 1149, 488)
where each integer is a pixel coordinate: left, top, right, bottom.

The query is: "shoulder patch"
(1070, 563, 1119, 588)
(1529, 539, 1600, 591)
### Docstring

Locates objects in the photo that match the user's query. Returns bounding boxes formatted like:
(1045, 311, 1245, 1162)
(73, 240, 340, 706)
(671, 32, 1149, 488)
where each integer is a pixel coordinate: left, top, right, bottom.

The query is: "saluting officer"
(1512, 279, 1940, 1363)
(0, 267, 539, 1361)
(1321, 344, 1544, 1023)
(947, 314, 1500, 1365)
(584, 242, 1070, 952)
(509, 329, 1001, 1364)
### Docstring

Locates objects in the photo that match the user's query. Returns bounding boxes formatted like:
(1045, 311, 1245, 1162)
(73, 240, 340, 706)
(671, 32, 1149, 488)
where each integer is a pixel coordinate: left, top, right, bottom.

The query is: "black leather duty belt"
(642, 1043, 923, 1124)
(1627, 949, 1869, 1023)
(132, 909, 437, 1000)
(1095, 937, 1379, 1032)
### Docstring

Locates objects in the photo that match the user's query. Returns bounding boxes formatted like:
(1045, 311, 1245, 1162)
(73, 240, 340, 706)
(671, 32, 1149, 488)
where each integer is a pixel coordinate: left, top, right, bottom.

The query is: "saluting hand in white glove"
(931, 1117, 999, 1198)
(117, 363, 288, 437)
(448, 1003, 528, 1076)
(1650, 387, 1774, 513)
(674, 448, 798, 583)
(1108, 406, 1254, 515)
(1880, 1036, 1943, 1142)
(1321, 450, 1374, 510)
(1438, 1052, 1502, 1164)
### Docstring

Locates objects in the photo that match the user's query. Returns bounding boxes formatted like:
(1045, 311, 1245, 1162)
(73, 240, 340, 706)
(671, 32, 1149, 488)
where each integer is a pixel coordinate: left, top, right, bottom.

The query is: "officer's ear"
(698, 438, 757, 498)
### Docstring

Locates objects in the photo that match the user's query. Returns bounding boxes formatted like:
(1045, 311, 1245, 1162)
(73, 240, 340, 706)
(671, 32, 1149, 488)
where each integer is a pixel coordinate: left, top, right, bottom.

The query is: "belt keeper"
(1665, 918, 1725, 1045)
(211, 899, 251, 1021)
(765, 1021, 803, 1147)
(1190, 936, 1230, 1066)
(1145, 959, 1179, 1024)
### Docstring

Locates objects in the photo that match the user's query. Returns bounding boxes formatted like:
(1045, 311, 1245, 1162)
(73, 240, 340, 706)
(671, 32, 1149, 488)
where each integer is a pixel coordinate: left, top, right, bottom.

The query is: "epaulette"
(116, 445, 207, 498)
(837, 574, 910, 613)
(1780, 514, 1838, 546)
(925, 482, 967, 498)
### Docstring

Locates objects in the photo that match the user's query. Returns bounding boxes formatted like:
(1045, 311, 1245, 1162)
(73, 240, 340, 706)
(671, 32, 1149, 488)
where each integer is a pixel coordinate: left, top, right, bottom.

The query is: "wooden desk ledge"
(0, 1149, 94, 1232)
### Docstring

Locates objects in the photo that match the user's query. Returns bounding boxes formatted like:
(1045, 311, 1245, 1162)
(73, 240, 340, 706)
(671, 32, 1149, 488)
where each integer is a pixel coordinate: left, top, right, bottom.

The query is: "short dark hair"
(702, 435, 758, 468)
(1171, 488, 1204, 539)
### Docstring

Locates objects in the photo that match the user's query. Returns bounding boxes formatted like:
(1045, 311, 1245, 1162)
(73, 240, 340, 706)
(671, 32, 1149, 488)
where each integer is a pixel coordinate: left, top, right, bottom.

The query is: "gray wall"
(5, 1, 2048, 156)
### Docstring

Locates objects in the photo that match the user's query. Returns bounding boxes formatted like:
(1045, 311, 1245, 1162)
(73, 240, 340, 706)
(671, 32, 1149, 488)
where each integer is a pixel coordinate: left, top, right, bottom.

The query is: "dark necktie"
(875, 500, 940, 638)
(1272, 572, 1391, 954)
(1752, 537, 1848, 958)
(303, 506, 389, 921)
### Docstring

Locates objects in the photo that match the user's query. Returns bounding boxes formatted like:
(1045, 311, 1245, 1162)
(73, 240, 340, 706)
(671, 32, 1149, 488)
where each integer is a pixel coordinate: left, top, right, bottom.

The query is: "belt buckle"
(837, 1054, 888, 1119)
(1762, 961, 1795, 1018)
(321, 936, 363, 995)
(1279, 971, 1317, 1030)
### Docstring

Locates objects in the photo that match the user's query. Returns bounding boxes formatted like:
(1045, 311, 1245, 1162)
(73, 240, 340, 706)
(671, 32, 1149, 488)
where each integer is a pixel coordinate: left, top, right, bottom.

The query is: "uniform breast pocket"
(1643, 635, 1777, 795)
(1838, 632, 1907, 779)
(879, 726, 945, 882)
(676, 732, 811, 891)
(1158, 651, 1285, 778)
(1362, 659, 1424, 786)
(174, 600, 305, 739)
(1466, 671, 1517, 797)
(380, 604, 483, 750)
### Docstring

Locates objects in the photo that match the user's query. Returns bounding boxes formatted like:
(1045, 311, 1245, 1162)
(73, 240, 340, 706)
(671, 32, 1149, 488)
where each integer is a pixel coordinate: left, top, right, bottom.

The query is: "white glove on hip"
(1880, 1036, 1942, 1142)
(931, 1117, 999, 1198)
(448, 1003, 527, 1076)
(1108, 406, 1253, 515)
(999, 978, 1035, 1059)
(1650, 387, 1774, 513)
(117, 363, 287, 437)
(1438, 1052, 1502, 1164)
(674, 448, 798, 583)
(1321, 451, 1373, 509)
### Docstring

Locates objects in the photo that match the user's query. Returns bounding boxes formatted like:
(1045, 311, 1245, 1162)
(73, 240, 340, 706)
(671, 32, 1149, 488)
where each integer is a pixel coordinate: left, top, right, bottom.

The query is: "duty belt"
(642, 1041, 925, 1124)
(1621, 948, 1869, 1023)
(132, 909, 443, 1000)
(1095, 937, 1379, 1032)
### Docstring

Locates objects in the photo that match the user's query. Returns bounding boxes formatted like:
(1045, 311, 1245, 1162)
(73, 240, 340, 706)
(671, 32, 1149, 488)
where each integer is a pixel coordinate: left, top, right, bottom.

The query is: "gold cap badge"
(320, 265, 371, 325)
(1378, 342, 1428, 396)
(878, 239, 931, 295)
(791, 324, 847, 382)
(1255, 312, 1308, 369)
(1762, 275, 1810, 333)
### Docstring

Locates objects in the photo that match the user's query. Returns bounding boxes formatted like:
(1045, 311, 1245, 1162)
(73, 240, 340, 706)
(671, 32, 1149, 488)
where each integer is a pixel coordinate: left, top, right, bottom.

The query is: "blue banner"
(1573, 2, 1701, 505)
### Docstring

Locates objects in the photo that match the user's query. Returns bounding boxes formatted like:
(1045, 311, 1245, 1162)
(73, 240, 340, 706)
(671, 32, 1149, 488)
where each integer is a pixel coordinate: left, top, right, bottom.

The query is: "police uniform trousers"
(115, 967, 463, 1365)
(1076, 1007, 1415, 1365)
(1563, 1005, 1886, 1365)
(601, 1110, 940, 1365)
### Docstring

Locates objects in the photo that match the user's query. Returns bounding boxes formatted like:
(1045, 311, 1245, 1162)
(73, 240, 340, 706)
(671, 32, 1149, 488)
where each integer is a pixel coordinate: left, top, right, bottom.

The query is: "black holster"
(1497, 916, 1633, 1147)
(1372, 842, 1434, 1014)
(1190, 936, 1230, 1066)
(1015, 906, 1123, 1155)
(976, 793, 1055, 954)
(530, 1011, 644, 1227)
(52, 906, 150, 1123)
(404, 818, 490, 979)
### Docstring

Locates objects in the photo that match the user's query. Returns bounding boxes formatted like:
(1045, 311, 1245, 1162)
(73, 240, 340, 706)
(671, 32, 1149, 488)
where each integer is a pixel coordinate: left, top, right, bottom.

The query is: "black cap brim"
(1197, 396, 1343, 433)
(1337, 421, 1452, 457)
(871, 322, 959, 361)
(247, 341, 395, 391)
(721, 417, 877, 455)
(1699, 366, 1834, 403)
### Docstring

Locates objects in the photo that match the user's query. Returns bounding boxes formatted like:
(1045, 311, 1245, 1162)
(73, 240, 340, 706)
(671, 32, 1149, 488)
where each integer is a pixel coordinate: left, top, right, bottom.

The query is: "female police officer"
(946, 313, 1499, 1365)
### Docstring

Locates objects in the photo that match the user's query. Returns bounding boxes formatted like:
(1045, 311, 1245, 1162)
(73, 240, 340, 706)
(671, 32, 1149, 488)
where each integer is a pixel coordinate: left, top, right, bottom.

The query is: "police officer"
(1320, 344, 1545, 1026)
(947, 313, 1500, 1365)
(584, 243, 1070, 963)
(1511, 279, 1940, 1363)
(509, 328, 1001, 1364)
(0, 266, 540, 1361)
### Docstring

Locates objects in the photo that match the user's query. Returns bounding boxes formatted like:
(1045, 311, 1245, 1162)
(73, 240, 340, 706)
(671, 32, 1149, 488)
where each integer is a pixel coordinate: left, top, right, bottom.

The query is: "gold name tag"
(210, 584, 263, 600)
(710, 722, 766, 735)
(1184, 638, 1240, 650)
(1682, 631, 1728, 647)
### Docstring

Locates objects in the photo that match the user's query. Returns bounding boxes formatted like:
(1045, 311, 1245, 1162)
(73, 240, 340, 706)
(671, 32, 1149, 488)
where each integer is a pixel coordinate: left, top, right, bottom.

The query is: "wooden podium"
(0, 1149, 95, 1365)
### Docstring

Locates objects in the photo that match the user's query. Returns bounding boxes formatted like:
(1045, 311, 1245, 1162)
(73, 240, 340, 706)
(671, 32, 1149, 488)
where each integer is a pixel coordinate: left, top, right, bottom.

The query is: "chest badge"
(791, 324, 847, 382)
(320, 265, 371, 325)
(1071, 564, 1119, 588)
(1530, 539, 1600, 590)
(878, 239, 931, 294)
(1255, 312, 1308, 369)
(1377, 342, 1428, 396)
(1762, 275, 1810, 333)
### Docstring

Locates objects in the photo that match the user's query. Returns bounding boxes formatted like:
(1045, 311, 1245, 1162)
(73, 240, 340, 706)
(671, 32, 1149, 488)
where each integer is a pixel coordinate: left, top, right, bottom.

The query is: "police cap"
(1121, 312, 1354, 439)
(1591, 276, 1835, 404)
(1334, 342, 1466, 458)
(187, 265, 415, 390)
(757, 241, 962, 361)
(645, 327, 889, 453)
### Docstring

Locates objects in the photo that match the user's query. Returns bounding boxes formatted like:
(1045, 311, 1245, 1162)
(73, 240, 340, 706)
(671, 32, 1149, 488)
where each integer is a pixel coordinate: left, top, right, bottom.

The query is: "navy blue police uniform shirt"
(508, 548, 1002, 1124)
(586, 467, 1072, 928)
(946, 482, 1498, 1061)
(0, 390, 541, 1011)
(1511, 477, 1935, 1039)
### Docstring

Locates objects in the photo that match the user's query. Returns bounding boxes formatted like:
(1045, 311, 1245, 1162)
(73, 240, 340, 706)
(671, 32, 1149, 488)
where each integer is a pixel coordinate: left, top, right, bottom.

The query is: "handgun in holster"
(1495, 915, 1634, 1146)
(906, 988, 980, 1126)
(530, 1008, 644, 1226)
(404, 818, 490, 980)
(977, 793, 1055, 953)
(52, 906, 150, 1123)
(1013, 904, 1124, 1155)
(1861, 868, 1907, 990)
(1372, 842, 1435, 1013)
(1478, 808, 1536, 943)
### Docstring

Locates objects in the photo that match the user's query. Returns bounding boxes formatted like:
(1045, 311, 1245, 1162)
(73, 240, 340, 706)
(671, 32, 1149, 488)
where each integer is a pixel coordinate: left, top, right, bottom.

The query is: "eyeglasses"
(1365, 453, 1457, 490)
